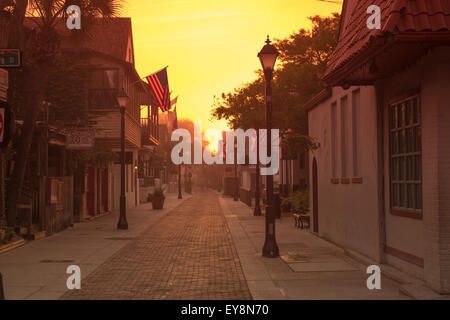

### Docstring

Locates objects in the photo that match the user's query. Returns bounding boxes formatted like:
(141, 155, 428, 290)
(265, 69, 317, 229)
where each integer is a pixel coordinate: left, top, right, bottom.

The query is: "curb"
(0, 238, 25, 255)
(343, 248, 447, 300)
(81, 211, 112, 222)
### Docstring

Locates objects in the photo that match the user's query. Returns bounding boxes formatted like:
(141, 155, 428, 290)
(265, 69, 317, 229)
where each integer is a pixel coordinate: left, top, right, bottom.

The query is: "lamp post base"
(262, 237, 279, 258)
(117, 195, 128, 230)
(117, 219, 128, 230)
(262, 205, 279, 258)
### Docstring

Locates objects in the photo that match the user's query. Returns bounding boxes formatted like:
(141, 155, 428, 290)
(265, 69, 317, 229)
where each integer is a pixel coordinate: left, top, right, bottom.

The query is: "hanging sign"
(0, 49, 21, 67)
(66, 128, 95, 150)
(0, 68, 7, 101)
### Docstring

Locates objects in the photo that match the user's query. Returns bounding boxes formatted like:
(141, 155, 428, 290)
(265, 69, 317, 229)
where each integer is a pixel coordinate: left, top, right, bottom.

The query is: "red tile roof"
(324, 0, 450, 82)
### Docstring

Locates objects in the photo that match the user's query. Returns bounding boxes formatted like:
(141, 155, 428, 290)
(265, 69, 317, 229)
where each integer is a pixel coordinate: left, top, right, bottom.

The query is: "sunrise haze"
(126, 0, 341, 131)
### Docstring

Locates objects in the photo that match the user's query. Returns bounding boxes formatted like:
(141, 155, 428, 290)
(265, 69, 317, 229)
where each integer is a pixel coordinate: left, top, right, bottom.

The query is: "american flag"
(145, 67, 170, 112)
(172, 106, 178, 130)
(171, 96, 178, 108)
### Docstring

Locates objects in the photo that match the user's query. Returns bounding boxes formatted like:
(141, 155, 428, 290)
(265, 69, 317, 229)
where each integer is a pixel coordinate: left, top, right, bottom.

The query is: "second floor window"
(91, 69, 119, 89)
(89, 69, 119, 109)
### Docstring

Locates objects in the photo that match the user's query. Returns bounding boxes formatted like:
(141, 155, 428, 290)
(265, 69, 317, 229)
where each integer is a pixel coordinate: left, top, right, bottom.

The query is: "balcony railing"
(89, 89, 119, 110)
(140, 118, 159, 146)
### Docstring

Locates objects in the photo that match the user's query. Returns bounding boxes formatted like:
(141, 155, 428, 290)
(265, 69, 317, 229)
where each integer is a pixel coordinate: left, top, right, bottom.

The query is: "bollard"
(0, 272, 5, 300)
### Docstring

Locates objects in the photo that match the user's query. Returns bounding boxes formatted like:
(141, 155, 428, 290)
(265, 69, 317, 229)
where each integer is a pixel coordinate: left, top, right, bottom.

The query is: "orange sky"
(125, 0, 342, 131)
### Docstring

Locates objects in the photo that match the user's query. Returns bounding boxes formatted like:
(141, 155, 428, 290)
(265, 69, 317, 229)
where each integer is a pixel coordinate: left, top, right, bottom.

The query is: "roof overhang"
(304, 87, 333, 112)
(324, 32, 450, 87)
(62, 48, 148, 93)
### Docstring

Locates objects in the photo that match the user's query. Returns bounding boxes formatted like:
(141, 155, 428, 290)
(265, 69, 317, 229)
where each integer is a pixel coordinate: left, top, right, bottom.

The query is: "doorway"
(101, 168, 108, 212)
(87, 165, 95, 216)
(312, 158, 319, 233)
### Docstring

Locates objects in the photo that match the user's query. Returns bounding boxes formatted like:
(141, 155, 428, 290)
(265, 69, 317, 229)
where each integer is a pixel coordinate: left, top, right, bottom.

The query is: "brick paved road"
(61, 191, 252, 300)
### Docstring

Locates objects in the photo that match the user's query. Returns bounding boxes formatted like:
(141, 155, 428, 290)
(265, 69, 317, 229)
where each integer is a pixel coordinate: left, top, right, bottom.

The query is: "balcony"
(89, 89, 119, 110)
(140, 118, 159, 146)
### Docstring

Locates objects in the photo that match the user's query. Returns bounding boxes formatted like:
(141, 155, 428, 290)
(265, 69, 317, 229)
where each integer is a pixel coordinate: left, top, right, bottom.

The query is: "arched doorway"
(312, 158, 319, 233)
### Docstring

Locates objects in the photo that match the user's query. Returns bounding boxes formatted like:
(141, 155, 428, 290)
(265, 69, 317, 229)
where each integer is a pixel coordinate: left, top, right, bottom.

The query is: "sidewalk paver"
(0, 193, 191, 300)
(219, 194, 410, 300)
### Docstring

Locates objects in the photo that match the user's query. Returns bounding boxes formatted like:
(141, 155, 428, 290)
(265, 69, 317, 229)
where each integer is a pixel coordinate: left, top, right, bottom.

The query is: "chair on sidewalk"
(293, 213, 311, 229)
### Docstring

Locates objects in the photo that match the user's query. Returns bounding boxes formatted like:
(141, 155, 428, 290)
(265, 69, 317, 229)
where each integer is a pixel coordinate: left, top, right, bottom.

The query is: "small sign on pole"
(0, 49, 20, 68)
(0, 102, 13, 149)
(0, 68, 7, 101)
(0, 108, 4, 144)
(66, 128, 95, 150)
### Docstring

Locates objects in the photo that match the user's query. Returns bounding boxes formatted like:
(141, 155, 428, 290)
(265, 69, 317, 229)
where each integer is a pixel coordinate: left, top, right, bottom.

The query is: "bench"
(293, 213, 311, 229)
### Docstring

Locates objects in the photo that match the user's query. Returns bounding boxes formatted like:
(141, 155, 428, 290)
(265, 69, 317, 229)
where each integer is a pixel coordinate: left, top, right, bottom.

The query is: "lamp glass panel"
(117, 94, 129, 108)
(259, 53, 278, 70)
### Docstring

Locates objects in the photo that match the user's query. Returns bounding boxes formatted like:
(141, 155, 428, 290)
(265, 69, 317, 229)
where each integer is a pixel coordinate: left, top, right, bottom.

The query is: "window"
(89, 69, 119, 109)
(352, 89, 360, 178)
(389, 95, 422, 214)
(340, 96, 348, 178)
(90, 69, 119, 89)
(49, 178, 64, 210)
(331, 102, 337, 179)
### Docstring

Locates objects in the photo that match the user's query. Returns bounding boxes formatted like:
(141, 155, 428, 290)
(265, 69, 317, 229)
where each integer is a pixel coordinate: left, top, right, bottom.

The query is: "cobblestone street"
(1, 190, 414, 300)
(61, 191, 252, 300)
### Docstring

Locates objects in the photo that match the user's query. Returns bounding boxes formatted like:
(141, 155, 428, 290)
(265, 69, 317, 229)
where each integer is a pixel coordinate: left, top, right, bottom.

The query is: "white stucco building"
(306, 0, 450, 294)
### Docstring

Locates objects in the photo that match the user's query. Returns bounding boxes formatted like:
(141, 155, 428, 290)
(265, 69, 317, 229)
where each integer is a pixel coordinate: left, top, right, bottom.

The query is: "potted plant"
(1, 227, 15, 244)
(281, 197, 291, 213)
(287, 189, 310, 214)
(149, 188, 166, 210)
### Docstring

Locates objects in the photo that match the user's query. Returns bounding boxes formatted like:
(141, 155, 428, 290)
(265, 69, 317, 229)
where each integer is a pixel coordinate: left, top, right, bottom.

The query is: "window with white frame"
(389, 95, 422, 212)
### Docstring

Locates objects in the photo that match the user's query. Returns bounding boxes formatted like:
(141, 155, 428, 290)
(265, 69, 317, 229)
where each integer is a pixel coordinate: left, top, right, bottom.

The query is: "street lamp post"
(117, 88, 129, 230)
(234, 141, 238, 201)
(254, 129, 262, 216)
(178, 153, 182, 199)
(258, 36, 279, 258)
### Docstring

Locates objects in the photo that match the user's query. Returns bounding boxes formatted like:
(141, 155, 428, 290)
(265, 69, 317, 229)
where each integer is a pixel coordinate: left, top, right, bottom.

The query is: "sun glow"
(204, 129, 223, 155)
(125, 0, 340, 130)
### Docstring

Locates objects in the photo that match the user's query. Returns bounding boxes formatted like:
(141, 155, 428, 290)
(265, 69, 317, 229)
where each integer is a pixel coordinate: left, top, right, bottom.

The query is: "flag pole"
(145, 65, 169, 78)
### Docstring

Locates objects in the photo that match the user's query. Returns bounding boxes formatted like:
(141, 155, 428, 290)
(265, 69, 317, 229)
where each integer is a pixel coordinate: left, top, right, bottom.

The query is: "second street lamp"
(254, 129, 262, 216)
(258, 36, 279, 258)
(178, 150, 183, 199)
(117, 88, 129, 230)
(234, 140, 238, 201)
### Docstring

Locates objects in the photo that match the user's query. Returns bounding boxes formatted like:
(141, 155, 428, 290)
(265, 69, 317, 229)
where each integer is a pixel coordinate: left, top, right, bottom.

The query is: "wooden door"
(312, 158, 319, 233)
(101, 168, 108, 212)
(87, 165, 95, 216)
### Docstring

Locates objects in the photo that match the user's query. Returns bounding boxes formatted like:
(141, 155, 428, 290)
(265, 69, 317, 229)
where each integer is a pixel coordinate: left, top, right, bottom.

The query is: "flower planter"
(151, 196, 165, 210)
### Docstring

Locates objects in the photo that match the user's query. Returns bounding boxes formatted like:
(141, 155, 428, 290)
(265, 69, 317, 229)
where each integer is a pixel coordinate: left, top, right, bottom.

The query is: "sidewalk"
(0, 193, 191, 300)
(219, 194, 410, 300)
